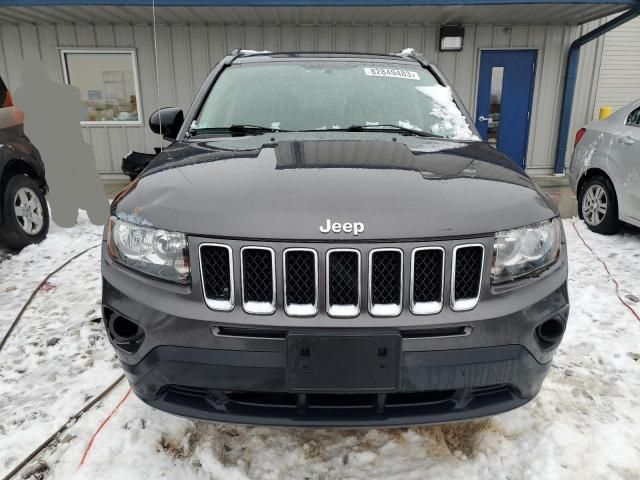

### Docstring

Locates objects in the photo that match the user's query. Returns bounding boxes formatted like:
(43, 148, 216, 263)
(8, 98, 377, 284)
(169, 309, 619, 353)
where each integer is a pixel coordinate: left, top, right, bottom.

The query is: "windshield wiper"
(189, 123, 443, 139)
(304, 124, 442, 139)
(189, 124, 289, 136)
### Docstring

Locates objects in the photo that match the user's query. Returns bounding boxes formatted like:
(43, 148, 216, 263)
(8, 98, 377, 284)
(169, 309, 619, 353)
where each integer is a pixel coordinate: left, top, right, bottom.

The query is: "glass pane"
(488, 66, 504, 147)
(627, 107, 640, 127)
(64, 52, 139, 123)
(196, 62, 476, 140)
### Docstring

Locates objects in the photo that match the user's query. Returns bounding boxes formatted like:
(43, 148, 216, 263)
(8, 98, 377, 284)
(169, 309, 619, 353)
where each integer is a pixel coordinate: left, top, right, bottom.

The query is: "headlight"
(492, 218, 561, 284)
(107, 216, 190, 284)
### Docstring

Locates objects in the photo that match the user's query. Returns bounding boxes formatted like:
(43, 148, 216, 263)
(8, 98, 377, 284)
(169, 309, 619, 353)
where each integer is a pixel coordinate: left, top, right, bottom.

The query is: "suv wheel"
(0, 175, 50, 249)
(578, 175, 621, 235)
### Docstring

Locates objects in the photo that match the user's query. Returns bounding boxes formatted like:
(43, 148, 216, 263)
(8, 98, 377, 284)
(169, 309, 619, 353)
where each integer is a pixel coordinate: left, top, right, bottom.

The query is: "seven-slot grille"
(199, 243, 485, 317)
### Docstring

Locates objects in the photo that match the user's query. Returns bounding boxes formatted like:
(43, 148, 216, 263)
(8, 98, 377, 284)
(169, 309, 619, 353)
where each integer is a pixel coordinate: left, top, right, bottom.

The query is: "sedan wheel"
(578, 175, 621, 235)
(14, 186, 45, 235)
(581, 184, 607, 226)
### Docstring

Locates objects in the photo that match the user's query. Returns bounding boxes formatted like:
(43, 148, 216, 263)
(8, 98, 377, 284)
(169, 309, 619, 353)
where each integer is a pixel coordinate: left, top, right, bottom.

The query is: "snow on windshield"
(395, 47, 418, 57)
(398, 119, 423, 131)
(416, 85, 479, 141)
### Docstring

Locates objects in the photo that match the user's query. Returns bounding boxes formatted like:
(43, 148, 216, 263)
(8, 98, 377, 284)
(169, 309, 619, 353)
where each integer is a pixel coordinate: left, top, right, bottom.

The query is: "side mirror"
(149, 107, 184, 140)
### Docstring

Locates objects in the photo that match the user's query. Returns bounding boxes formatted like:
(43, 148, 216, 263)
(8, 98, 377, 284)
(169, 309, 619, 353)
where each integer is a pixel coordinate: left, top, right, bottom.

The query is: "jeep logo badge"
(319, 219, 365, 236)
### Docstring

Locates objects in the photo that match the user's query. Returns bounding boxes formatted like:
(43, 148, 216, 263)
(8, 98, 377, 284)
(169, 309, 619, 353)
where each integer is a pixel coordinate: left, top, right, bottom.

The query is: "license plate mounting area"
(286, 333, 401, 392)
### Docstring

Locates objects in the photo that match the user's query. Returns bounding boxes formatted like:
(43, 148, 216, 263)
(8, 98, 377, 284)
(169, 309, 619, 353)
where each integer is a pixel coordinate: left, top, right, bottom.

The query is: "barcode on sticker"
(364, 67, 420, 80)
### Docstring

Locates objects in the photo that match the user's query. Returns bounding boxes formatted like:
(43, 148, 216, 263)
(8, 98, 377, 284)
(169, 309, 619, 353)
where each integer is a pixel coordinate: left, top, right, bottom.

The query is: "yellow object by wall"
(599, 106, 613, 120)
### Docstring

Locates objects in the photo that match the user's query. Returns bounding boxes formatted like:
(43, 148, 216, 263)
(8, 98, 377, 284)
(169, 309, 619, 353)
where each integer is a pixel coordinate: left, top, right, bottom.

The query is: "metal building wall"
(0, 20, 604, 176)
(594, 15, 640, 116)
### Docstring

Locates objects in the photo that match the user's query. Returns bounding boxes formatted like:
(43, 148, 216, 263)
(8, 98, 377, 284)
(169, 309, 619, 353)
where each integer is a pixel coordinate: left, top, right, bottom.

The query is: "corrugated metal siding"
(0, 5, 628, 27)
(594, 15, 640, 116)
(0, 20, 603, 174)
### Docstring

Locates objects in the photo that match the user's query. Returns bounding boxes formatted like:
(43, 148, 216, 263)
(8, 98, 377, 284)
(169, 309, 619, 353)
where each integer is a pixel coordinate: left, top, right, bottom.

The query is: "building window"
(60, 49, 142, 125)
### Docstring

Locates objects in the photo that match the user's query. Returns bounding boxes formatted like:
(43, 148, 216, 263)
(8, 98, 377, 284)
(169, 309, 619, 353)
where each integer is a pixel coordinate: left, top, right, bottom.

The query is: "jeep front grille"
(199, 244, 234, 311)
(326, 249, 361, 317)
(199, 242, 485, 317)
(451, 245, 484, 311)
(284, 249, 318, 316)
(369, 249, 403, 317)
(241, 247, 276, 314)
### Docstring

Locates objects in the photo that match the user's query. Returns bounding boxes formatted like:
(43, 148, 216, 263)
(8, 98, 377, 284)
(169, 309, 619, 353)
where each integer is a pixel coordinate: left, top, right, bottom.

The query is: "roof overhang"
(0, 1, 637, 25)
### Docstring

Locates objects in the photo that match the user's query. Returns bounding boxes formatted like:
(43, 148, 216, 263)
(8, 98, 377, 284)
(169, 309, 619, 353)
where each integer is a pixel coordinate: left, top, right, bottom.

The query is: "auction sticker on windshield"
(364, 67, 420, 80)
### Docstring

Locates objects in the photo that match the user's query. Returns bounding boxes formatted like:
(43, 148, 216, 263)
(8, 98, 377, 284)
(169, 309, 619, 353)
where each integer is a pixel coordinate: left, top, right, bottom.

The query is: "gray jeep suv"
(102, 51, 568, 426)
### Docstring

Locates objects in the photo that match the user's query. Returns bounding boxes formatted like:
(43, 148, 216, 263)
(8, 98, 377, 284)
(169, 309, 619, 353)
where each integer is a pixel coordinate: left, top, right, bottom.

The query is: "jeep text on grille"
(319, 219, 365, 236)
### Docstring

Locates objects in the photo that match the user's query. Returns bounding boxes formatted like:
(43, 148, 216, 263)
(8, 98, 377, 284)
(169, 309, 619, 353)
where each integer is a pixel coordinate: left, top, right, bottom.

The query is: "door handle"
(618, 136, 635, 145)
(478, 116, 490, 122)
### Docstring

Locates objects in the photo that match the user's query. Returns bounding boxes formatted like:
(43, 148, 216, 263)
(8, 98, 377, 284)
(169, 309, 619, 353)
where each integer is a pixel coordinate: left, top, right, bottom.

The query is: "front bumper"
(102, 237, 569, 426)
(120, 343, 550, 427)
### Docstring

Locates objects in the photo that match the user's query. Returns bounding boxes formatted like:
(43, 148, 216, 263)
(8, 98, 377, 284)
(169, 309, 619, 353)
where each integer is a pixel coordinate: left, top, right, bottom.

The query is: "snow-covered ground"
(0, 215, 122, 476)
(0, 217, 639, 480)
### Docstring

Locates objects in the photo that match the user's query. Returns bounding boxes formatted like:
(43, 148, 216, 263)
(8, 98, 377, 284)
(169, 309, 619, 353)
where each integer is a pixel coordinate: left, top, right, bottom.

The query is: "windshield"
(195, 61, 477, 140)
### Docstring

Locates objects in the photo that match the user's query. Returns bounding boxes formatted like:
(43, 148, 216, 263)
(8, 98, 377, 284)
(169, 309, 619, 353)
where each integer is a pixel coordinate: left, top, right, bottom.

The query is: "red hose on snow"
(78, 388, 132, 468)
(571, 219, 640, 323)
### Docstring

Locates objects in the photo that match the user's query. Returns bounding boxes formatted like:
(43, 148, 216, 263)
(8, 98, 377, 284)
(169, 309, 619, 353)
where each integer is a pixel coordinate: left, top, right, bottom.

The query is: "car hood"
(114, 134, 557, 240)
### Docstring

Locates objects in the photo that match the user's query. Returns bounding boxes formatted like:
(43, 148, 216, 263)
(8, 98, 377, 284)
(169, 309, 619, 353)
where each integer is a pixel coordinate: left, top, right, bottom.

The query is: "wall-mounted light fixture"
(439, 25, 465, 52)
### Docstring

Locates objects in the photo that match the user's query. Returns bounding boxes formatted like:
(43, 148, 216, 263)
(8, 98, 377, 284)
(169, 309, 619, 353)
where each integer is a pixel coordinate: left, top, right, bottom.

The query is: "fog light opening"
(112, 315, 140, 339)
(535, 318, 565, 350)
(108, 313, 145, 353)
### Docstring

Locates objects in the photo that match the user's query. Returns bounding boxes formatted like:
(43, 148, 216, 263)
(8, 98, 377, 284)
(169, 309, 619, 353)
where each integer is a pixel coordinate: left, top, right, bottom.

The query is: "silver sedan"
(569, 99, 640, 234)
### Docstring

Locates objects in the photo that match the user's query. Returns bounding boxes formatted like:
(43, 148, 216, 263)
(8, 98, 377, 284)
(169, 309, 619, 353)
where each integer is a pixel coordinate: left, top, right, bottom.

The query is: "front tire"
(0, 175, 50, 250)
(578, 175, 621, 235)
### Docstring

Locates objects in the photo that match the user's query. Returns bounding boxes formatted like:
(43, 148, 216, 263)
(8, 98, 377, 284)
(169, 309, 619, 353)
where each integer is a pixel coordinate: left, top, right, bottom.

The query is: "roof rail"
(230, 49, 273, 57)
(231, 49, 426, 58)
(226, 49, 431, 65)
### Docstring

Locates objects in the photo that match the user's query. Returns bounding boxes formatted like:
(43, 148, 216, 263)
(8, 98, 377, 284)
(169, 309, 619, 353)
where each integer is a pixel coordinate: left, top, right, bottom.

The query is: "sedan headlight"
(107, 216, 190, 283)
(492, 218, 561, 284)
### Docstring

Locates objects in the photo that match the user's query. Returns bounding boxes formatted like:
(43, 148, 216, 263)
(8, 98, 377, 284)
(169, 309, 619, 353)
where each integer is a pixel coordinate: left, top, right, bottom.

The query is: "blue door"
(476, 50, 537, 169)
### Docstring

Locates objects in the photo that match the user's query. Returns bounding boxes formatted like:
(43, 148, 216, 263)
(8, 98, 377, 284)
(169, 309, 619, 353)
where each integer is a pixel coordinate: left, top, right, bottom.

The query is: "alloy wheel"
(582, 184, 608, 226)
(13, 187, 45, 235)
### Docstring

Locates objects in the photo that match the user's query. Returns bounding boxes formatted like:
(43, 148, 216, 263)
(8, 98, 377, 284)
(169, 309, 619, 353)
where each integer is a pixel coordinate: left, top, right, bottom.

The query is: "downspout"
(554, 7, 640, 174)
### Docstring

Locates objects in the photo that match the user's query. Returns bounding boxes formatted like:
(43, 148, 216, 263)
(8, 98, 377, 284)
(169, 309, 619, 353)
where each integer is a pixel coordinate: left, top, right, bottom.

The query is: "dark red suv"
(0, 75, 49, 249)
